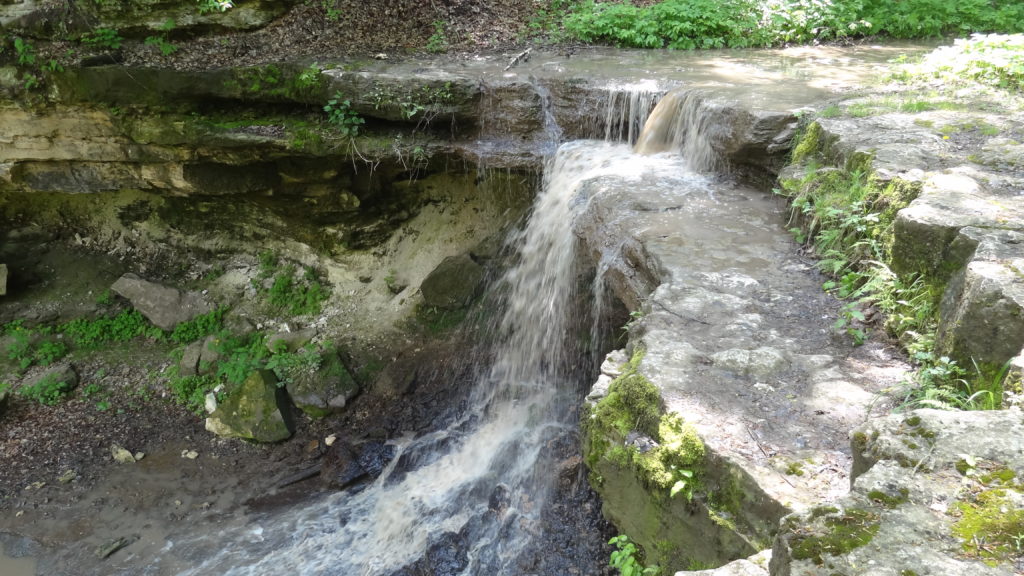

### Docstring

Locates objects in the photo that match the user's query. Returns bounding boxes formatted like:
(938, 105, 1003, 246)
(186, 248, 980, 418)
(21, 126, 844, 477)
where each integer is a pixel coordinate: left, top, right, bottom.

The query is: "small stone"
(111, 444, 135, 464)
(181, 450, 198, 460)
(133, 452, 145, 461)
(95, 536, 135, 559)
(58, 470, 77, 484)
(205, 391, 218, 413)
(324, 434, 337, 446)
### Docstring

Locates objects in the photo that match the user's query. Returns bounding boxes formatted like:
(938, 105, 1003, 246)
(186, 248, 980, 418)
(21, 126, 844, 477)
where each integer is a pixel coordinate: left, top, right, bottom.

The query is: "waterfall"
(634, 88, 719, 172)
(160, 80, 722, 576)
(172, 140, 663, 576)
(603, 83, 661, 144)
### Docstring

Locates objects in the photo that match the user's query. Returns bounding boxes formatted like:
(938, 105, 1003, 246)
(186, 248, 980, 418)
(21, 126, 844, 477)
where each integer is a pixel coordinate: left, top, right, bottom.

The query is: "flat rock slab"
(772, 409, 1024, 576)
(574, 142, 910, 564)
(111, 272, 212, 331)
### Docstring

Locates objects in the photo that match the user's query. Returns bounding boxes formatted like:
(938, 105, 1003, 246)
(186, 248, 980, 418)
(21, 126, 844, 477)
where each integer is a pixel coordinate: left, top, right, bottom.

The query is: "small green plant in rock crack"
(265, 344, 322, 387)
(144, 19, 179, 56)
(324, 92, 364, 137)
(609, 534, 660, 576)
(255, 252, 329, 316)
(80, 28, 122, 51)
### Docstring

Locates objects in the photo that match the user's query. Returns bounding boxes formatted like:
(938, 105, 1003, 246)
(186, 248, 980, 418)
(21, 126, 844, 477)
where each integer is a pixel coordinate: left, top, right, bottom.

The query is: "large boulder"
(285, 351, 360, 418)
(205, 370, 294, 442)
(935, 227, 1024, 369)
(111, 273, 212, 331)
(419, 254, 485, 309)
(772, 409, 1024, 576)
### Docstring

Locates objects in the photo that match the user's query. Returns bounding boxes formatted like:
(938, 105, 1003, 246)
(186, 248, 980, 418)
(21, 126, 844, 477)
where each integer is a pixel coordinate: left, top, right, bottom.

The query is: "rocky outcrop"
(575, 142, 909, 570)
(205, 370, 294, 442)
(1, 0, 291, 36)
(419, 254, 485, 309)
(286, 351, 359, 418)
(803, 114, 1024, 371)
(679, 550, 771, 576)
(772, 409, 1024, 575)
(110, 273, 211, 331)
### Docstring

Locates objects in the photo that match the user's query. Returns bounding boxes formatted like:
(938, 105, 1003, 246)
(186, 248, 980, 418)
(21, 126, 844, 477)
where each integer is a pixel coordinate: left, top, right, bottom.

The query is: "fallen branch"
(504, 47, 532, 71)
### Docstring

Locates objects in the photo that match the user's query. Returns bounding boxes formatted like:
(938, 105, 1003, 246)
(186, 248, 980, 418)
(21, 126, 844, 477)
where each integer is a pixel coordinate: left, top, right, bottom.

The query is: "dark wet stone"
(424, 532, 469, 576)
(488, 483, 510, 513)
(355, 441, 396, 479)
(320, 440, 367, 489)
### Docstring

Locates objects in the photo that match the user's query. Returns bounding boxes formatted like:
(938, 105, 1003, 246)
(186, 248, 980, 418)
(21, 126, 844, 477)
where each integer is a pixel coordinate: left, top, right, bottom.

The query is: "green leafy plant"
(19, 373, 74, 406)
(321, 0, 343, 21)
(144, 19, 178, 56)
(169, 373, 218, 414)
(95, 290, 114, 306)
(324, 93, 364, 137)
(170, 308, 225, 344)
(256, 254, 329, 316)
(80, 28, 123, 50)
(609, 535, 660, 576)
(13, 37, 35, 66)
(33, 339, 68, 367)
(426, 20, 449, 53)
(265, 345, 322, 386)
(60, 309, 164, 348)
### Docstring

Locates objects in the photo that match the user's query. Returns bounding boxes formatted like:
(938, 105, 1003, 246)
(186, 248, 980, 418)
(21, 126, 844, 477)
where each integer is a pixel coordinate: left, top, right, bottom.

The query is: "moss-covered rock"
(285, 351, 359, 418)
(583, 349, 764, 571)
(205, 369, 294, 442)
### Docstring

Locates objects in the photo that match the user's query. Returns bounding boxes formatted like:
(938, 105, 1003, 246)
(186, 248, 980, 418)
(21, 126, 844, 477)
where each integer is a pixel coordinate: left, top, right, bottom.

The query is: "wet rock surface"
(419, 253, 486, 309)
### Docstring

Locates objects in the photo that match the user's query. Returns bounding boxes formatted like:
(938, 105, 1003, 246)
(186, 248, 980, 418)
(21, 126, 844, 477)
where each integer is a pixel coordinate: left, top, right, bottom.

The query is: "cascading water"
(635, 88, 720, 172)
(158, 81, 721, 576)
(602, 82, 662, 144)
(167, 135, 669, 576)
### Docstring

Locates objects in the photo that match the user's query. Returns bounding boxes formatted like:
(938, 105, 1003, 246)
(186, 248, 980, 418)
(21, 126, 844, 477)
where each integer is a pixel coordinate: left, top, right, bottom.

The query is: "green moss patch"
(789, 507, 881, 565)
(951, 488, 1024, 566)
(583, 349, 704, 496)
